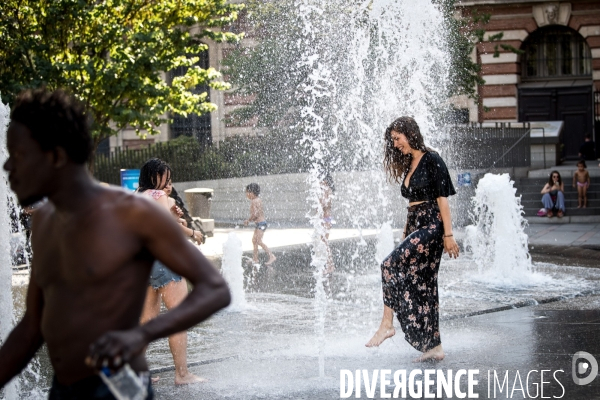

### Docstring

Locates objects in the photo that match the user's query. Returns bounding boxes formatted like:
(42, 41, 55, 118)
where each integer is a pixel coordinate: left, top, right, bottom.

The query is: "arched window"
(521, 26, 592, 81)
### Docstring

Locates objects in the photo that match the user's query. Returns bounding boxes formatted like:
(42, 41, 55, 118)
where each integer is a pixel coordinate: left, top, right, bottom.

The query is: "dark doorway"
(519, 84, 593, 159)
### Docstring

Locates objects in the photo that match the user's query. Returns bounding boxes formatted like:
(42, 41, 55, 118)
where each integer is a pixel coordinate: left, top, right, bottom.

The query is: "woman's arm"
(156, 195, 202, 242)
(560, 182, 564, 192)
(436, 197, 459, 258)
(541, 184, 550, 194)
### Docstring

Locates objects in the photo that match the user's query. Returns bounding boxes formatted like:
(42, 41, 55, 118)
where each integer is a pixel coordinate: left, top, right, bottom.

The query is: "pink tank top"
(140, 189, 166, 201)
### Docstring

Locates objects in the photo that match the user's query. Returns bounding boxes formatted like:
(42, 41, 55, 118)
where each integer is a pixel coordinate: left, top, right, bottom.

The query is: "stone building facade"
(457, 0, 600, 160)
(105, 0, 249, 152)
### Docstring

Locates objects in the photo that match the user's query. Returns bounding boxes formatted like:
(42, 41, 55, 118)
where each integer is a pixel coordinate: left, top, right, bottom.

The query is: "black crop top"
(401, 151, 456, 202)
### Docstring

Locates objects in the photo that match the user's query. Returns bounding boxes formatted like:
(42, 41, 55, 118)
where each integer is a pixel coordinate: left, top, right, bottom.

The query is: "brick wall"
(460, 0, 600, 122)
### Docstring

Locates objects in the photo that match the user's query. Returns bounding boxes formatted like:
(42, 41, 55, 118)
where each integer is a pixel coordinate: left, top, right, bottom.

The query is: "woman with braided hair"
(137, 158, 206, 384)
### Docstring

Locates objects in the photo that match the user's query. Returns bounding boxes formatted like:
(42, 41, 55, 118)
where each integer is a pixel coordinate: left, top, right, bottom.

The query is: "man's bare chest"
(32, 214, 143, 288)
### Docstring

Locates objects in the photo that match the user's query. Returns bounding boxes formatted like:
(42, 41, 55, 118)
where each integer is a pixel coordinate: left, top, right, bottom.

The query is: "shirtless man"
(0, 88, 230, 399)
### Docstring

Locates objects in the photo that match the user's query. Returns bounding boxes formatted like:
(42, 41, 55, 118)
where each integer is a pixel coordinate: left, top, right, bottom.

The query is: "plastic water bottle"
(99, 364, 149, 400)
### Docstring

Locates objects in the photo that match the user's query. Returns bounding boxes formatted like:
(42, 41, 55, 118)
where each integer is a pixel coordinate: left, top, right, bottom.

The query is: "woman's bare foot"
(174, 372, 208, 385)
(151, 376, 160, 384)
(365, 325, 395, 347)
(413, 344, 445, 363)
(265, 255, 277, 265)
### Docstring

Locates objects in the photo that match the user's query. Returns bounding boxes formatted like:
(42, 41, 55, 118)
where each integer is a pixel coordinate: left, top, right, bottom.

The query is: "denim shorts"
(149, 260, 182, 289)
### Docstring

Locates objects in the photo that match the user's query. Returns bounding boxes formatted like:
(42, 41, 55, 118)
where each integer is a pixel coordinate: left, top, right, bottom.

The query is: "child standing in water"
(319, 173, 335, 275)
(244, 183, 276, 265)
(573, 160, 591, 208)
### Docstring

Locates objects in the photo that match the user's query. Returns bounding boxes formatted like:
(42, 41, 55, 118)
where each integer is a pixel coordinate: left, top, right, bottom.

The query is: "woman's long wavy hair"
(547, 170, 562, 187)
(383, 117, 429, 183)
(138, 158, 172, 192)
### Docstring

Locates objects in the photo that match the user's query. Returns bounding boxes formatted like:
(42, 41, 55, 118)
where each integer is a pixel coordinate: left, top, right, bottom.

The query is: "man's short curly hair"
(10, 88, 93, 164)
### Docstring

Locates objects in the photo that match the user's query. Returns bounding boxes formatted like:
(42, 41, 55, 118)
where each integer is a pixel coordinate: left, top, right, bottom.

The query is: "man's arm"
(0, 267, 44, 388)
(88, 199, 230, 368)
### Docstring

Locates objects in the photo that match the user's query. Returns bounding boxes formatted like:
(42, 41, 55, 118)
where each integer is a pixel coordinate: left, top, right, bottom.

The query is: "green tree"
(0, 0, 243, 149)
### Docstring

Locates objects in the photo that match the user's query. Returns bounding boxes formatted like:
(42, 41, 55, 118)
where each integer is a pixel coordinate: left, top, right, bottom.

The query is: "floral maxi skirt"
(380, 201, 444, 352)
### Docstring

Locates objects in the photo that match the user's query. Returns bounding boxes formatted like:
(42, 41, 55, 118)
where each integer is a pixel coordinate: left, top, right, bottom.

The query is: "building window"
(170, 49, 212, 145)
(521, 26, 592, 81)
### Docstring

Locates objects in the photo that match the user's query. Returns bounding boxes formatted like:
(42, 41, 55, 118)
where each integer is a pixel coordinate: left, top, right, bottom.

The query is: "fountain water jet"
(221, 232, 247, 311)
(375, 222, 395, 265)
(465, 173, 547, 287)
(296, 0, 451, 378)
(0, 100, 20, 400)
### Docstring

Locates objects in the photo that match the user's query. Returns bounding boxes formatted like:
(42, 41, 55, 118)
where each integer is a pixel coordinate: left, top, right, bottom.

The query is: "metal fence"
(94, 141, 224, 185)
(94, 124, 532, 184)
(445, 123, 531, 170)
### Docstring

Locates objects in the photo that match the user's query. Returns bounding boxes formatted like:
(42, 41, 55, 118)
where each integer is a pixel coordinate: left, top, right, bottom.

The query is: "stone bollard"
(184, 188, 215, 237)
(185, 188, 214, 218)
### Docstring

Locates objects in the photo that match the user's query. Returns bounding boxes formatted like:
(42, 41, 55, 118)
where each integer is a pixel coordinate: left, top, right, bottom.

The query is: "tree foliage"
(0, 0, 243, 146)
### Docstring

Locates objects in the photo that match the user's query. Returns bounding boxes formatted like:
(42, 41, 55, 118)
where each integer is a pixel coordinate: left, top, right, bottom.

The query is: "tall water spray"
(465, 173, 533, 285)
(0, 101, 19, 399)
(221, 233, 247, 311)
(296, 0, 451, 377)
(375, 222, 395, 265)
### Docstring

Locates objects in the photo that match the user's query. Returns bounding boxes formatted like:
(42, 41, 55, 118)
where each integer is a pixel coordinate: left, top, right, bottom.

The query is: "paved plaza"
(200, 222, 600, 262)
(140, 222, 600, 400)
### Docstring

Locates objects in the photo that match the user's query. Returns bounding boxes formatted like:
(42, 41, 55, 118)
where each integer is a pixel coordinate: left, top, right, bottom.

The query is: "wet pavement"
(202, 222, 600, 262)
(10, 223, 600, 399)
(149, 303, 600, 399)
(142, 225, 600, 400)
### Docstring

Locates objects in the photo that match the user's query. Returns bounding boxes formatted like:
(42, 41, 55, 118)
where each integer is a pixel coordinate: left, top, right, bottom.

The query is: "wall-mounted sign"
(120, 169, 140, 192)
(457, 172, 471, 187)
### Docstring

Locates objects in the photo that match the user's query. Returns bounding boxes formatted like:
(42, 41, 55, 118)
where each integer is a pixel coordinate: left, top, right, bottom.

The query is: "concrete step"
(524, 214, 600, 224)
(514, 181, 600, 190)
(512, 165, 600, 223)
(515, 177, 600, 184)
(515, 190, 600, 197)
(523, 207, 600, 216)
(527, 163, 600, 178)
(521, 198, 600, 207)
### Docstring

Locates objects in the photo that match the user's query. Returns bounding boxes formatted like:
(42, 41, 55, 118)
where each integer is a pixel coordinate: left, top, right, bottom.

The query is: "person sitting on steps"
(540, 171, 565, 218)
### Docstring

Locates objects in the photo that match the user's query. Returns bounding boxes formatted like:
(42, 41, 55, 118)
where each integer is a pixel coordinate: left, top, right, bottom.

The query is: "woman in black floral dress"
(366, 117, 459, 362)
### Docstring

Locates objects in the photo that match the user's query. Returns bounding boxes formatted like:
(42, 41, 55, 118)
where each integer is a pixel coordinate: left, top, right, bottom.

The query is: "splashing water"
(0, 100, 45, 400)
(221, 233, 247, 311)
(0, 100, 20, 400)
(465, 173, 547, 287)
(296, 0, 451, 378)
(375, 222, 394, 265)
